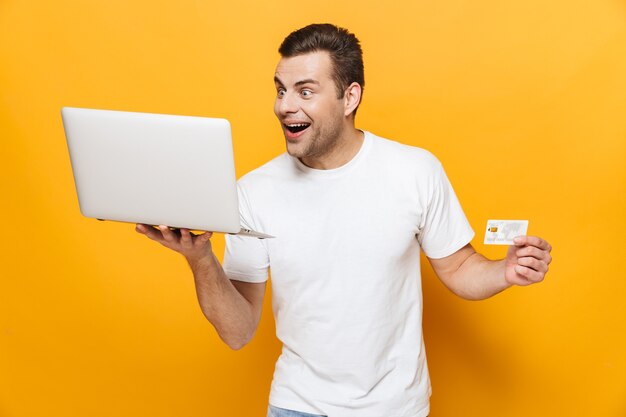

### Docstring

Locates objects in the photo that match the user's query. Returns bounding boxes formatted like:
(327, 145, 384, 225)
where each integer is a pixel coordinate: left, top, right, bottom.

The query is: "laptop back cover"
(61, 107, 241, 233)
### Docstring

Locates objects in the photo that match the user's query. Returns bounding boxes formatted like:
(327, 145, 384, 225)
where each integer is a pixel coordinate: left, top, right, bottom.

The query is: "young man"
(136, 24, 552, 417)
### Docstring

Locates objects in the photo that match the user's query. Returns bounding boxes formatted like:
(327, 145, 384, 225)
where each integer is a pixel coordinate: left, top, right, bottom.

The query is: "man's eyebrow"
(273, 76, 320, 87)
(294, 79, 320, 87)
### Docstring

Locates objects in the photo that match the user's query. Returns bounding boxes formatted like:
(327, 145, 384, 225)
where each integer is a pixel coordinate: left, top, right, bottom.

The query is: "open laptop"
(61, 107, 273, 239)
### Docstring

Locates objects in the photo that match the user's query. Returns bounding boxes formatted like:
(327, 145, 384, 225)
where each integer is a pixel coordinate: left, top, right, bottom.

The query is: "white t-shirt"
(223, 131, 474, 417)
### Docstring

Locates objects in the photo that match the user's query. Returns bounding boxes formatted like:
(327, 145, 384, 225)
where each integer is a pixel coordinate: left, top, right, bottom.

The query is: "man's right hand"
(135, 224, 214, 267)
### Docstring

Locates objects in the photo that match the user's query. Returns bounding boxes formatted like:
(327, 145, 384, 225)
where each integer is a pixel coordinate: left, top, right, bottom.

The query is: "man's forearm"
(189, 254, 256, 350)
(448, 253, 512, 300)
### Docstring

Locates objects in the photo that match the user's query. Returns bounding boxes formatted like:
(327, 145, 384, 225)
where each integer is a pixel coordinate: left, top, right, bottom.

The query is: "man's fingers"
(192, 231, 214, 246)
(159, 225, 179, 242)
(508, 238, 551, 283)
(514, 236, 552, 252)
(514, 265, 545, 283)
(517, 256, 549, 273)
(136, 224, 163, 242)
(180, 228, 193, 245)
(516, 246, 553, 264)
(514, 235, 552, 252)
(138, 225, 214, 260)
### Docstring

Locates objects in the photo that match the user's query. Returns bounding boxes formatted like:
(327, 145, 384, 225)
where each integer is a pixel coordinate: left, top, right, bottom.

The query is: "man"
(136, 24, 552, 417)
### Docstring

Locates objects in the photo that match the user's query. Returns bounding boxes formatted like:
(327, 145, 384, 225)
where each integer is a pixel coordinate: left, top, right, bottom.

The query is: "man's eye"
(301, 89, 313, 97)
(277, 88, 286, 97)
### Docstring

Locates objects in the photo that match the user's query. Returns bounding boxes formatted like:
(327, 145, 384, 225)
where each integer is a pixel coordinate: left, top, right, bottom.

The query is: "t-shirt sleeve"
(418, 160, 475, 259)
(222, 183, 270, 283)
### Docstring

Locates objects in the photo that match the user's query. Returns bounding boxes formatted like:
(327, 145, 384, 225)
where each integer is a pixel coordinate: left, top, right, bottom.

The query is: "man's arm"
(136, 224, 266, 350)
(428, 236, 553, 300)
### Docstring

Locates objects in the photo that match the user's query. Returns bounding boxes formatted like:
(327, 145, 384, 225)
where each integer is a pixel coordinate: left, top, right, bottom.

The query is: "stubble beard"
(287, 116, 344, 164)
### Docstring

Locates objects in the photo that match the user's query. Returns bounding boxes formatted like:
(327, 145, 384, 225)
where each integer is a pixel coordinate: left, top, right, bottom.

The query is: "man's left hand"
(505, 235, 553, 286)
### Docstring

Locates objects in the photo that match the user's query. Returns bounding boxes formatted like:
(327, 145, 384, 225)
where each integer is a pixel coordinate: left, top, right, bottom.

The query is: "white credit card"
(484, 220, 529, 245)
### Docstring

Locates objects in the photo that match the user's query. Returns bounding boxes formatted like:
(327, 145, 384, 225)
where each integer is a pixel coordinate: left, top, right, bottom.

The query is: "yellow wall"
(1, 1, 625, 416)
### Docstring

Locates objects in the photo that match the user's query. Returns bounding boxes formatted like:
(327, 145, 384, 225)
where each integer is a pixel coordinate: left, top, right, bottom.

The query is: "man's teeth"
(285, 123, 310, 133)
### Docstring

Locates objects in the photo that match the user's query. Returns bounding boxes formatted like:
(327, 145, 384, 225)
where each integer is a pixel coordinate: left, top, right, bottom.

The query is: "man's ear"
(343, 82, 362, 117)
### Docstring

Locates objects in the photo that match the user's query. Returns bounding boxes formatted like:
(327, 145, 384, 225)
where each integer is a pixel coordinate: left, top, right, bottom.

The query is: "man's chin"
(285, 140, 307, 158)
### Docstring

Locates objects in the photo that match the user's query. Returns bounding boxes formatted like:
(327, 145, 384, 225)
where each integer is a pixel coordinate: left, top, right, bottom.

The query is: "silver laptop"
(61, 107, 273, 239)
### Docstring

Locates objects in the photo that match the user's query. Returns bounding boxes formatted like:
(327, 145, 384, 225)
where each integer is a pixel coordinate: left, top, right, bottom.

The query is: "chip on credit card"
(484, 220, 529, 245)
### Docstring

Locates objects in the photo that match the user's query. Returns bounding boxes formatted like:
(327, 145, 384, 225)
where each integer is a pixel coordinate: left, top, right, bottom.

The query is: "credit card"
(484, 220, 529, 245)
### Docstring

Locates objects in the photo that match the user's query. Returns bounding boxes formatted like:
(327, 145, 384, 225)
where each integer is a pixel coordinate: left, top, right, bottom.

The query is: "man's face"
(273, 51, 347, 163)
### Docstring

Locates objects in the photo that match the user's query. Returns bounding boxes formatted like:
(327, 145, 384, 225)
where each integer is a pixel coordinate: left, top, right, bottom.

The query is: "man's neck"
(300, 127, 364, 170)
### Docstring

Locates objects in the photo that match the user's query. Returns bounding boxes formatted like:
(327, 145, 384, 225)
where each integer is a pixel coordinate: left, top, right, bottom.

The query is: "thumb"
(505, 244, 517, 260)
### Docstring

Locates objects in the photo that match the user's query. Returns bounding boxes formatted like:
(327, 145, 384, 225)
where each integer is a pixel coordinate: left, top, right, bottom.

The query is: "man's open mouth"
(284, 123, 311, 134)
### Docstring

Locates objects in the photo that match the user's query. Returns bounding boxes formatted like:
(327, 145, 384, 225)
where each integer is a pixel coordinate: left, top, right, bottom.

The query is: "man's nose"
(277, 92, 298, 115)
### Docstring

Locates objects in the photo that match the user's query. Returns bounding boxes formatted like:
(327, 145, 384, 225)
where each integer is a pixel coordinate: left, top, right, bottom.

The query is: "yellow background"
(1, 0, 625, 416)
